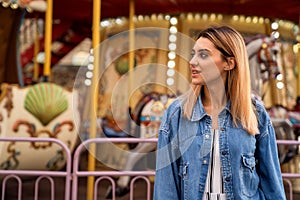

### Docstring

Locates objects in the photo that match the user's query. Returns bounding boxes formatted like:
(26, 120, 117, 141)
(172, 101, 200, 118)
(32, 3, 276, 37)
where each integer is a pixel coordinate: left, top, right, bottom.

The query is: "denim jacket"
(153, 97, 286, 200)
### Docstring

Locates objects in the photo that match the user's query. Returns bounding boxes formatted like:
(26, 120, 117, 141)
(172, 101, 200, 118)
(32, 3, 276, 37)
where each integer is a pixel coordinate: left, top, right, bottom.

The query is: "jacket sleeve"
(255, 108, 286, 199)
(153, 103, 182, 200)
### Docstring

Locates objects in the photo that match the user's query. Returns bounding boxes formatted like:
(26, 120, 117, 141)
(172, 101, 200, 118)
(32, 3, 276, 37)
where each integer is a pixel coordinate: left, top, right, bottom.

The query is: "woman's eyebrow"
(197, 48, 210, 53)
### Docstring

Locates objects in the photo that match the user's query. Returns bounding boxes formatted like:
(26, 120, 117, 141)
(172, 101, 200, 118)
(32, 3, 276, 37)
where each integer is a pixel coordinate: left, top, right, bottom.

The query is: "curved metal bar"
(34, 175, 55, 200)
(129, 175, 151, 200)
(94, 176, 116, 200)
(1, 174, 22, 200)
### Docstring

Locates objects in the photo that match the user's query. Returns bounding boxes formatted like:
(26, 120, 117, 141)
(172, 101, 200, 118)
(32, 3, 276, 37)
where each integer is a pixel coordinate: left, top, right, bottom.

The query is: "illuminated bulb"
(167, 78, 174, 86)
(169, 26, 177, 34)
(246, 17, 251, 23)
(271, 31, 280, 39)
(169, 35, 177, 42)
(86, 71, 93, 79)
(170, 17, 178, 25)
(167, 69, 175, 77)
(168, 60, 175, 68)
(85, 79, 92, 86)
(138, 15, 143, 21)
(276, 82, 284, 89)
(169, 43, 176, 51)
(168, 52, 176, 60)
(87, 64, 94, 70)
(271, 22, 279, 30)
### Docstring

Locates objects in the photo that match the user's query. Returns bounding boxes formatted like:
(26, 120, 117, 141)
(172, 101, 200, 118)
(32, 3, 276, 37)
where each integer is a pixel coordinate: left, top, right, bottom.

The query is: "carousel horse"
(246, 35, 281, 99)
(246, 35, 297, 164)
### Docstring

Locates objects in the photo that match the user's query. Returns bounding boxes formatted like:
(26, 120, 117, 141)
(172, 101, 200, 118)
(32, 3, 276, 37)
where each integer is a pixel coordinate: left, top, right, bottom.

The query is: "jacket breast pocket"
(240, 154, 259, 197)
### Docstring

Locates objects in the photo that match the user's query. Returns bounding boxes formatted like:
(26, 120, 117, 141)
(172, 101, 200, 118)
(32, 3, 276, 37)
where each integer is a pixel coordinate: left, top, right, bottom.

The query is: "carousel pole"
(33, 17, 40, 82)
(297, 14, 300, 98)
(86, 0, 101, 199)
(43, 0, 53, 82)
(128, 0, 135, 109)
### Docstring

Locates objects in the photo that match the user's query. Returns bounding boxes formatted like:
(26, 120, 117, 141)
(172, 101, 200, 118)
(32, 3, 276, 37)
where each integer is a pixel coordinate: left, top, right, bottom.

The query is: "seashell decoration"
(24, 83, 68, 126)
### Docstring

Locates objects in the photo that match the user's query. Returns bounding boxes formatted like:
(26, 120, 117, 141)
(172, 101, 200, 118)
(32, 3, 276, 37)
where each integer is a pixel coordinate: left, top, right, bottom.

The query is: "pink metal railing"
(0, 137, 299, 200)
(277, 139, 300, 200)
(72, 137, 157, 200)
(0, 137, 72, 200)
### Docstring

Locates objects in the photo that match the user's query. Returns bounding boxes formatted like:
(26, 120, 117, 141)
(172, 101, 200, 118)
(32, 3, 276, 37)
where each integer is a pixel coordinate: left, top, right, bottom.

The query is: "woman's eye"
(190, 53, 195, 59)
(199, 52, 208, 59)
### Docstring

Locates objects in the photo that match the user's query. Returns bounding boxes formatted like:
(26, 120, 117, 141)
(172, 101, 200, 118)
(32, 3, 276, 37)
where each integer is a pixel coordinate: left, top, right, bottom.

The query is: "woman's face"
(189, 37, 229, 86)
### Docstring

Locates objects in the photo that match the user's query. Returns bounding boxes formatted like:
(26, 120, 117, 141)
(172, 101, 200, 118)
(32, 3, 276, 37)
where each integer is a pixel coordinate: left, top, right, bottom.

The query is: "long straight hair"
(182, 26, 258, 135)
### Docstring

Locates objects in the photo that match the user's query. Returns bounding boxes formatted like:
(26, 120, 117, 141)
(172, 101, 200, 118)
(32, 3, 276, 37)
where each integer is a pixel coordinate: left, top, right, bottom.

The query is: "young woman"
(153, 25, 286, 200)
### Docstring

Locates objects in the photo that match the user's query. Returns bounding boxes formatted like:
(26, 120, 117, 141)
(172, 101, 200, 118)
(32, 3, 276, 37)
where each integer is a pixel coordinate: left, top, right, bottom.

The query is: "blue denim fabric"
(153, 97, 286, 200)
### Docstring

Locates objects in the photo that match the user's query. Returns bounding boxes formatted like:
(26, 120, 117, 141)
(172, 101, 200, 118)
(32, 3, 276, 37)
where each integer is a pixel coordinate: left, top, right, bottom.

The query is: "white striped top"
(202, 130, 227, 200)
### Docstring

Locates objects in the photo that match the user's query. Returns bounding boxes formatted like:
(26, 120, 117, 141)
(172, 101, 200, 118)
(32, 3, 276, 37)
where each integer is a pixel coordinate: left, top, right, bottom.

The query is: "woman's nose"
(189, 57, 198, 67)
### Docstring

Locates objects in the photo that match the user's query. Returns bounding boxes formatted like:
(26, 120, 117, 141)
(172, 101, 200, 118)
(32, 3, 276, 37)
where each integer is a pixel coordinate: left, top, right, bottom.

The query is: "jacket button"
(222, 151, 227, 155)
(225, 177, 230, 182)
(221, 127, 225, 131)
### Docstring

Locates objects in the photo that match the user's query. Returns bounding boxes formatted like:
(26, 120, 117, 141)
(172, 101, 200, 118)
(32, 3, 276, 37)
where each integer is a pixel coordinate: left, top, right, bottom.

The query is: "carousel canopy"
(52, 0, 300, 24)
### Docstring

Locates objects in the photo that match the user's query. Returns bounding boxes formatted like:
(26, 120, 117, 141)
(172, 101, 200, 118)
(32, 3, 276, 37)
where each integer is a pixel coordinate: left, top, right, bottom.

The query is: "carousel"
(0, 0, 300, 199)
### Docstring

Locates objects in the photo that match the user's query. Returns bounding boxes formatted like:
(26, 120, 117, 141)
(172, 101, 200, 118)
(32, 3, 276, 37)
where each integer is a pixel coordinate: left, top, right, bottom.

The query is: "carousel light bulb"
(138, 15, 143, 21)
(168, 52, 176, 60)
(276, 73, 283, 81)
(151, 14, 157, 21)
(246, 16, 251, 23)
(210, 13, 216, 20)
(271, 22, 279, 30)
(167, 69, 175, 77)
(2, 1, 9, 7)
(168, 60, 176, 68)
(276, 81, 284, 89)
(258, 17, 264, 24)
(10, 3, 18, 9)
(169, 26, 177, 34)
(187, 13, 193, 20)
(252, 16, 258, 23)
(272, 31, 280, 39)
(88, 55, 94, 63)
(202, 14, 208, 20)
(195, 13, 200, 20)
(87, 64, 94, 70)
(170, 17, 178, 25)
(240, 15, 245, 22)
(169, 34, 177, 42)
(115, 18, 122, 24)
(84, 79, 92, 86)
(232, 15, 239, 21)
(165, 15, 170, 20)
(86, 71, 93, 79)
(166, 78, 174, 86)
(217, 14, 223, 20)
(168, 43, 176, 51)
(101, 20, 110, 27)
(157, 14, 163, 20)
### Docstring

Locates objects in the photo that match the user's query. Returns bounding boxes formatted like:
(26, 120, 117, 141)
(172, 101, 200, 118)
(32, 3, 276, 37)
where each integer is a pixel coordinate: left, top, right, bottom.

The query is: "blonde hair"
(183, 25, 258, 135)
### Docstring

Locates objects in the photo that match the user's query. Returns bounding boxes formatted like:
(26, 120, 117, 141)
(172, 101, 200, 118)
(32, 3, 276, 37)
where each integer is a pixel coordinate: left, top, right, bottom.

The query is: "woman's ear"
(225, 57, 235, 70)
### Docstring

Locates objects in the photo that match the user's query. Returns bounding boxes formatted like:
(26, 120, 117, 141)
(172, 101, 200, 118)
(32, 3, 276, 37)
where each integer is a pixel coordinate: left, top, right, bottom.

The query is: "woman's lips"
(191, 70, 200, 77)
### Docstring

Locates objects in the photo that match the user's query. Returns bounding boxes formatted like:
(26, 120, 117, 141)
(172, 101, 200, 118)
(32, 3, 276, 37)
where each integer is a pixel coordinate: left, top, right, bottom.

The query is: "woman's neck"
(202, 86, 227, 129)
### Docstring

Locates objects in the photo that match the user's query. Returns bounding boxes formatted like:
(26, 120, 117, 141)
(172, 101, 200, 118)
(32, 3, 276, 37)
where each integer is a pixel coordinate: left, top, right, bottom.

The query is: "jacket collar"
(190, 97, 231, 122)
